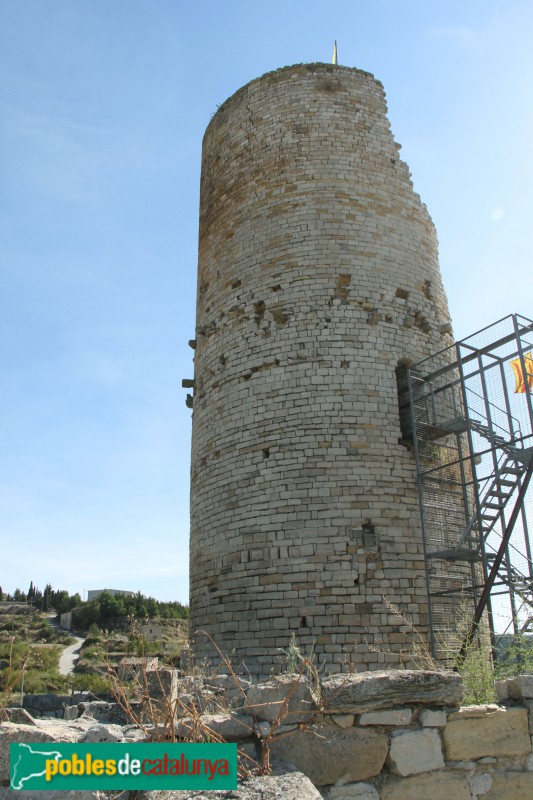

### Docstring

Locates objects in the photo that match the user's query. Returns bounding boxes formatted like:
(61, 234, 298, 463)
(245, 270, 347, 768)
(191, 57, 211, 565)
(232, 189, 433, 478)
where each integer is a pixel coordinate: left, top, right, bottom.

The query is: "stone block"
(387, 728, 444, 776)
(269, 724, 388, 785)
(495, 675, 533, 700)
(144, 667, 179, 706)
(331, 714, 355, 728)
(468, 772, 493, 795)
(444, 706, 530, 760)
(419, 708, 446, 727)
(63, 705, 79, 721)
(359, 708, 412, 726)
(495, 680, 509, 702)
(321, 670, 463, 713)
(381, 772, 471, 800)
(327, 782, 379, 799)
(204, 713, 254, 741)
(77, 700, 130, 725)
(484, 771, 533, 799)
(174, 713, 254, 741)
(245, 674, 316, 724)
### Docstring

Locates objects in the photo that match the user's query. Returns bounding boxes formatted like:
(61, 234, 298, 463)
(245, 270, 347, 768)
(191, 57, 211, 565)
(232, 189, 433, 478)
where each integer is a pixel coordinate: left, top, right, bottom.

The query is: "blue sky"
(1, 0, 531, 602)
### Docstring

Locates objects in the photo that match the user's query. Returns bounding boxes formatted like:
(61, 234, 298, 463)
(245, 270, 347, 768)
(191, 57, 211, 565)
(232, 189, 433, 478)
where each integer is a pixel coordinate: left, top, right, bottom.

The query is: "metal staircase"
(407, 314, 533, 659)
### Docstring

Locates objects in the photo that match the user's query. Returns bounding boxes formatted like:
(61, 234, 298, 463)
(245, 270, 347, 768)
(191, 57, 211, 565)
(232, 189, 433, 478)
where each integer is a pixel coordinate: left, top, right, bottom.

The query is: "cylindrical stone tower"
(189, 63, 454, 677)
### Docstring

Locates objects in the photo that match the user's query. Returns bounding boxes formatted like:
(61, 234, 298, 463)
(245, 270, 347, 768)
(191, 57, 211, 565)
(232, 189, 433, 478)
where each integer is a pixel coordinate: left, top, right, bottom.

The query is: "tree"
(42, 584, 53, 611)
(51, 590, 71, 615)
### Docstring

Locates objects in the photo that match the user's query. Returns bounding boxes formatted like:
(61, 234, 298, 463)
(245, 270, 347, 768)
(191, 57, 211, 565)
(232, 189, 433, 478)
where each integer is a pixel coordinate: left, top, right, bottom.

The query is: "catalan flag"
(510, 351, 533, 393)
(332, 41, 338, 65)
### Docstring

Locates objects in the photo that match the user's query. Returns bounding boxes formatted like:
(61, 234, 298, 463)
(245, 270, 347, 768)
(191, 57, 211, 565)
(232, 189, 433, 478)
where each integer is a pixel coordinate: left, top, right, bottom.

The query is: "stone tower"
(188, 63, 454, 677)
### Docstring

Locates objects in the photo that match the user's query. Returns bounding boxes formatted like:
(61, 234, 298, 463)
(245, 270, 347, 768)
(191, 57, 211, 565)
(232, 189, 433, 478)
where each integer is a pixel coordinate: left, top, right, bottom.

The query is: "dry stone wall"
(189, 62, 456, 677)
(3, 671, 533, 799)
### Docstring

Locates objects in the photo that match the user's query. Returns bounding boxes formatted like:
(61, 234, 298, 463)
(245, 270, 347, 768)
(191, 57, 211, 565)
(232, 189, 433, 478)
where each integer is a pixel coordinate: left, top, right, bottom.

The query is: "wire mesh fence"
(408, 314, 533, 659)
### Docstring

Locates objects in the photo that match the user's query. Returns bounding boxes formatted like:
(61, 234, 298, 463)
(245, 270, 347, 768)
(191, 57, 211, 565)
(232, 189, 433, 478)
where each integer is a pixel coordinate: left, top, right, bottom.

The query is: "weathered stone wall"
(189, 63, 455, 676)
(3, 671, 533, 798)
(168, 669, 533, 799)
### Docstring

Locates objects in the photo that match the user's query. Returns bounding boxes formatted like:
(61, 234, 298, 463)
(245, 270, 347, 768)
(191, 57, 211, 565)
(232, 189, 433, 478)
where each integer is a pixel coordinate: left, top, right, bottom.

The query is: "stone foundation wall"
(180, 670, 533, 799)
(3, 671, 533, 798)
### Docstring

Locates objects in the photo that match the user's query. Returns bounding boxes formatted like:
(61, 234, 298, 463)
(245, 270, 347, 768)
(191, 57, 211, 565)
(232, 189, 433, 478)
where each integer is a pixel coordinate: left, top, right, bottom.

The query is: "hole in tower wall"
(254, 301, 265, 325)
(396, 359, 415, 445)
(262, 448, 270, 459)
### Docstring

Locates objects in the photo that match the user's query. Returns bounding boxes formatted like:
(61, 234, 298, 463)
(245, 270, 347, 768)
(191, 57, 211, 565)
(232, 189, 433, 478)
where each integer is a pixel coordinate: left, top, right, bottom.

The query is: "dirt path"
(46, 613, 85, 675)
(58, 635, 84, 675)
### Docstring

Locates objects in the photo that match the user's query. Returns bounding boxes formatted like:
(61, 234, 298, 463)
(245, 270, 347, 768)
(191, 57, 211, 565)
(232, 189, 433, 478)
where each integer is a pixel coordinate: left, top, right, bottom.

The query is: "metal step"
(427, 548, 481, 563)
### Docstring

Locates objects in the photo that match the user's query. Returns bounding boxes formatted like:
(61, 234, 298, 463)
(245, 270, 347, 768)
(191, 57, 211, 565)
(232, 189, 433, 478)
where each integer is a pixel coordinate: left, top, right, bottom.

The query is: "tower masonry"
(188, 63, 454, 677)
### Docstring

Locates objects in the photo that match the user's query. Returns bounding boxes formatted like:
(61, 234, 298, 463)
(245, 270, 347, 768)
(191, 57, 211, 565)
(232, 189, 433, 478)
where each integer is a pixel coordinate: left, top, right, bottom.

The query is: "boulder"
(0, 708, 36, 726)
(321, 670, 463, 713)
(81, 723, 125, 743)
(0, 723, 58, 783)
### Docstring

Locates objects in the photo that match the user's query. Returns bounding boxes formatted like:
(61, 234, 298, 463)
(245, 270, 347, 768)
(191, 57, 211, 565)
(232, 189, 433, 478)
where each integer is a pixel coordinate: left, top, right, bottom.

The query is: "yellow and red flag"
(510, 351, 533, 393)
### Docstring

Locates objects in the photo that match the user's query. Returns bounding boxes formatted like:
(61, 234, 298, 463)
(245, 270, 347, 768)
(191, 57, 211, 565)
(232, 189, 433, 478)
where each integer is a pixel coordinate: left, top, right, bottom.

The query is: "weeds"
(103, 626, 320, 778)
(0, 636, 31, 716)
(374, 597, 497, 704)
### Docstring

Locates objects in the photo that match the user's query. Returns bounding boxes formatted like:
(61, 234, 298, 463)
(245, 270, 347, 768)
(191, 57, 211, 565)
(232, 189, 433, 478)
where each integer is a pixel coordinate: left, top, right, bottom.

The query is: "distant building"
(138, 622, 163, 643)
(87, 589, 135, 601)
(118, 656, 159, 681)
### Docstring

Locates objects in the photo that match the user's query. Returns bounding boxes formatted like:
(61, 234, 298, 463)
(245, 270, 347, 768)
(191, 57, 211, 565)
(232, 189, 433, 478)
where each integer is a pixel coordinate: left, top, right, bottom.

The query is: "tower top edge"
(204, 62, 383, 138)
